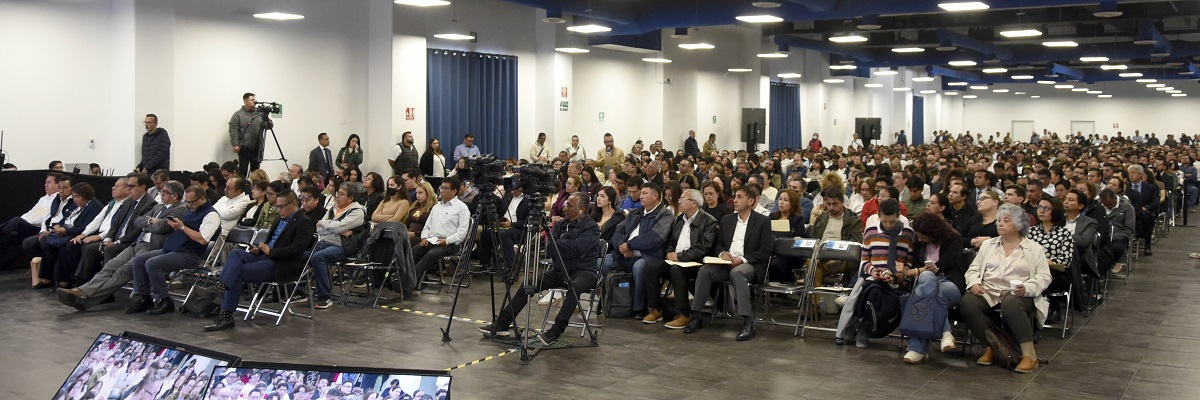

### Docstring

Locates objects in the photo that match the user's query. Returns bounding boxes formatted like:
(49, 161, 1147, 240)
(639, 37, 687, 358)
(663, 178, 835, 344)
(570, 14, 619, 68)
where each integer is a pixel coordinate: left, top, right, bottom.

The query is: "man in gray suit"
(56, 181, 188, 311)
(76, 173, 158, 281)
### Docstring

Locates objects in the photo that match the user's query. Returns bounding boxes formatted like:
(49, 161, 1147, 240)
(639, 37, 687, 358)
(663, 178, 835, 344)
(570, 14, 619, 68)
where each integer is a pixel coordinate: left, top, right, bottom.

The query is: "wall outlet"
(89, 138, 95, 149)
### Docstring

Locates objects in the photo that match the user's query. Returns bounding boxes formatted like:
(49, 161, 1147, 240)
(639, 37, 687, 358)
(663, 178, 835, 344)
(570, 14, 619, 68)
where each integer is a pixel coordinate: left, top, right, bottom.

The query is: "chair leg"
(274, 284, 287, 326)
(244, 284, 264, 321)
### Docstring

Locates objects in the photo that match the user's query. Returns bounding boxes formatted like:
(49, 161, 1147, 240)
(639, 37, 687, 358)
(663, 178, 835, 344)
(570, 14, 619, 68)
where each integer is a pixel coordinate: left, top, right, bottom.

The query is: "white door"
(1012, 120, 1034, 143)
(1070, 121, 1095, 137)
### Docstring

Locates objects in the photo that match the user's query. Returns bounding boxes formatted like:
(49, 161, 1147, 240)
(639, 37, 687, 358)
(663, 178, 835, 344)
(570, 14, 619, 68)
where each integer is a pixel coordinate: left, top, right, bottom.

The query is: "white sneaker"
(834, 295, 848, 307)
(941, 331, 957, 352)
(1190, 252, 1200, 259)
(903, 351, 926, 364)
(537, 289, 566, 305)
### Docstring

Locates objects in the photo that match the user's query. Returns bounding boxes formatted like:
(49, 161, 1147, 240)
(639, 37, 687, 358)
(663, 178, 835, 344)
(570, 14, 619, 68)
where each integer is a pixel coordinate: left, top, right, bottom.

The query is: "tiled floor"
(3, 225, 1199, 399)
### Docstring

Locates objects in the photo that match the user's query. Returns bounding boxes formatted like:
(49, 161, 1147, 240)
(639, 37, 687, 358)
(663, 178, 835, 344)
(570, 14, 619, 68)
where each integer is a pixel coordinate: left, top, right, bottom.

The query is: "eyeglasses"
(1037, 205, 1052, 211)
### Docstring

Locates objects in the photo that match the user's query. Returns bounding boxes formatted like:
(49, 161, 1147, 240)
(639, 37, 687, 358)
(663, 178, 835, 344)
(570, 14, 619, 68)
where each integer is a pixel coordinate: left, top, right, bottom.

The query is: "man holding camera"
(229, 92, 269, 177)
(479, 192, 599, 346)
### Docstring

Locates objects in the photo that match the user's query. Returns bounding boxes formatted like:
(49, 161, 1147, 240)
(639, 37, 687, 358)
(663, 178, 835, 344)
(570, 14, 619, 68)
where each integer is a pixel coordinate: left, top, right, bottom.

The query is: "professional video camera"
(254, 101, 282, 115)
(515, 163, 559, 197)
(465, 154, 507, 191)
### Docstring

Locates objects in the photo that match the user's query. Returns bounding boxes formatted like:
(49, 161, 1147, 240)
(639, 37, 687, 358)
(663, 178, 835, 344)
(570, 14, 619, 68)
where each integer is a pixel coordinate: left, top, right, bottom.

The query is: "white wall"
(962, 95, 1200, 139)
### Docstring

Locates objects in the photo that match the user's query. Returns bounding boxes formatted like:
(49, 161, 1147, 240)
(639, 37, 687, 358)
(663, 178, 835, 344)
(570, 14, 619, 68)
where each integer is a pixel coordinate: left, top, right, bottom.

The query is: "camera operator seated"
(57, 181, 187, 311)
(478, 193, 599, 345)
(126, 185, 220, 315)
(308, 182, 367, 309)
(602, 182, 673, 319)
(640, 188, 717, 328)
(413, 177, 471, 277)
(683, 186, 773, 341)
(205, 191, 316, 331)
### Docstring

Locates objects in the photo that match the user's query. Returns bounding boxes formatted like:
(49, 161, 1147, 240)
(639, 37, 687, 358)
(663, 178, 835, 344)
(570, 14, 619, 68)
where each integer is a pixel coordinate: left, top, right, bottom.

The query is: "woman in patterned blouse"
(1029, 197, 1074, 269)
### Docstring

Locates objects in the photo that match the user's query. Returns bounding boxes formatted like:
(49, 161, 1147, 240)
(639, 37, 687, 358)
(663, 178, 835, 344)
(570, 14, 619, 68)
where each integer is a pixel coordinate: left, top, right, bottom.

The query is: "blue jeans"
(219, 249, 275, 312)
(130, 249, 202, 301)
(905, 271, 962, 354)
(308, 242, 345, 299)
(601, 253, 648, 311)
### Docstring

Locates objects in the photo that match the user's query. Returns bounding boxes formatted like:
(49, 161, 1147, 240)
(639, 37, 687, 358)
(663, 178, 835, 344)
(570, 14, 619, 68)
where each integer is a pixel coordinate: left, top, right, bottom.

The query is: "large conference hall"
(2, 0, 1200, 399)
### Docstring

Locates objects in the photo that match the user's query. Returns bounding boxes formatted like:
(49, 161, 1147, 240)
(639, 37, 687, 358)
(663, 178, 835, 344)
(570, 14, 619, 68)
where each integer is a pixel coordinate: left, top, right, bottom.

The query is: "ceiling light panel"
(938, 2, 990, 11)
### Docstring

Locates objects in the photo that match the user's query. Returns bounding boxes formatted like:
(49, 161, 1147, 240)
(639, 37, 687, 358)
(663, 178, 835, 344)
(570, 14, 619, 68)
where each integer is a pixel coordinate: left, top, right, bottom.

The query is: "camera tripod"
(441, 190, 505, 342)
(255, 109, 289, 169)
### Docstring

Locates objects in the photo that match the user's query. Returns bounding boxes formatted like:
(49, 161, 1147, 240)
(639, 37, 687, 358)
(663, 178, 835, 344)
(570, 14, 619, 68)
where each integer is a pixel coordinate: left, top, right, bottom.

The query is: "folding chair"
(340, 226, 408, 307)
(798, 240, 863, 337)
(244, 234, 320, 325)
(540, 240, 609, 339)
(177, 227, 243, 304)
(757, 238, 816, 327)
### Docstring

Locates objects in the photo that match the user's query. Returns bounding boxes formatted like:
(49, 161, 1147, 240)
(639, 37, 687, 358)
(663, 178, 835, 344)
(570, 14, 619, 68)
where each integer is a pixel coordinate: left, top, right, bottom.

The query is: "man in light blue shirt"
(414, 177, 471, 275)
(453, 134, 480, 163)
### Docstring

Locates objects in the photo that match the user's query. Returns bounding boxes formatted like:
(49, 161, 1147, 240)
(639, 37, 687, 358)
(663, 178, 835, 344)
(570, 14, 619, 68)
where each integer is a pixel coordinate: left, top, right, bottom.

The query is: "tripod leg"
(441, 216, 480, 343)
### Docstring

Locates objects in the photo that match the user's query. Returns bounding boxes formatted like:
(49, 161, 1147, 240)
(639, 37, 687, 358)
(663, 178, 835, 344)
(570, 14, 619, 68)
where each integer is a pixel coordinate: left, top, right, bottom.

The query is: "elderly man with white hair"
(637, 188, 718, 329)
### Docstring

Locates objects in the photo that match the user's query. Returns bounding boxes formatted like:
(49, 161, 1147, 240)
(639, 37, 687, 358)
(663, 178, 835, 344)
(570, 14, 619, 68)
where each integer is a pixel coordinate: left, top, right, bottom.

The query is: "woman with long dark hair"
(419, 138, 447, 190)
(902, 213, 966, 364)
(336, 134, 363, 171)
(592, 186, 625, 243)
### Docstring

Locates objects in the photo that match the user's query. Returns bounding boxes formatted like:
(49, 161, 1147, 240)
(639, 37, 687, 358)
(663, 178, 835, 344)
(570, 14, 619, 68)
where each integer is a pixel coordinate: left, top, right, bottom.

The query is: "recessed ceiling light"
(823, 78, 845, 83)
(913, 77, 935, 82)
(1072, 88, 1088, 92)
(949, 60, 978, 66)
(1147, 83, 1165, 88)
(993, 89, 1009, 93)
(1014, 91, 1026, 94)
(970, 85, 989, 90)
(1042, 41, 1078, 47)
(1031, 95, 1041, 98)
(963, 95, 979, 98)
(736, 15, 784, 23)
(1086, 90, 1102, 94)
(1099, 94, 1114, 98)
(999, 29, 1042, 38)
(1137, 79, 1157, 83)
(864, 83, 883, 88)
(433, 33, 476, 40)
(678, 43, 715, 50)
(982, 68, 1008, 73)
(1037, 80, 1055, 84)
(554, 47, 590, 53)
(1156, 87, 1175, 91)
(1173, 93, 1188, 97)
(778, 73, 802, 78)
(1119, 72, 1143, 77)
(1179, 70, 1195, 75)
(875, 70, 898, 76)
(920, 90, 937, 94)
(1011, 75, 1034, 80)
(892, 47, 925, 53)
(939, 2, 990, 11)
(751, 2, 783, 8)
(1055, 84, 1074, 89)
(1079, 56, 1109, 62)
(757, 52, 788, 58)
(641, 57, 672, 63)
(830, 65, 858, 70)
(727, 68, 753, 72)
(894, 87, 911, 91)
(1101, 64, 1128, 70)
(945, 91, 960, 95)
(253, 12, 305, 20)
(567, 24, 611, 33)
(394, 0, 451, 6)
(1167, 90, 1182, 93)
(948, 82, 968, 86)
(829, 34, 869, 43)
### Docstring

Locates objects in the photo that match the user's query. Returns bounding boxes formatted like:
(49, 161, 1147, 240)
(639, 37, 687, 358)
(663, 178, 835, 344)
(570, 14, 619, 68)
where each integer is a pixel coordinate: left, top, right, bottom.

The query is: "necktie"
(116, 200, 139, 238)
(324, 148, 332, 171)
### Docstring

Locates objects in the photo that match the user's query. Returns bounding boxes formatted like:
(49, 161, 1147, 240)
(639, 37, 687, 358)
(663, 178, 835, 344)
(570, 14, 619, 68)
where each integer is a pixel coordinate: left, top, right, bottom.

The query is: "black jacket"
(308, 146, 334, 178)
(108, 192, 158, 243)
(499, 193, 533, 231)
(419, 150, 446, 178)
(715, 212, 773, 267)
(664, 210, 718, 262)
(597, 212, 625, 244)
(138, 128, 171, 172)
(265, 212, 317, 282)
(1129, 180, 1160, 215)
(916, 235, 967, 293)
(548, 216, 600, 274)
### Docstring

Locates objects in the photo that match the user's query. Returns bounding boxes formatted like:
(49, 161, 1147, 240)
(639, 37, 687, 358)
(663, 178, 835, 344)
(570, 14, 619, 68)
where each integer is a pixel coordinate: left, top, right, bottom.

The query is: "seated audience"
(902, 213, 966, 363)
(405, 181, 436, 245)
(0, 172, 63, 270)
(849, 199, 916, 348)
(370, 175, 410, 224)
(640, 188, 717, 328)
(308, 181, 367, 309)
(35, 182, 103, 289)
(126, 185, 220, 315)
(604, 182, 672, 318)
(413, 177, 471, 276)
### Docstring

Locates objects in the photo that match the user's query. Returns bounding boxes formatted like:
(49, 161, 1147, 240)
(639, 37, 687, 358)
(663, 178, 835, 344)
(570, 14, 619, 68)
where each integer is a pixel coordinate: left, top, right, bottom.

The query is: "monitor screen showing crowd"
(204, 364, 451, 400)
(54, 332, 235, 400)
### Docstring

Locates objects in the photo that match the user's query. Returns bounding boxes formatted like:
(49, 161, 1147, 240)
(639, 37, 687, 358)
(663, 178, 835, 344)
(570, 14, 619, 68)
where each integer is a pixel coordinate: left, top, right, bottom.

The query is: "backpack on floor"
(985, 327, 1024, 369)
(181, 286, 222, 318)
(853, 279, 902, 338)
(604, 272, 634, 318)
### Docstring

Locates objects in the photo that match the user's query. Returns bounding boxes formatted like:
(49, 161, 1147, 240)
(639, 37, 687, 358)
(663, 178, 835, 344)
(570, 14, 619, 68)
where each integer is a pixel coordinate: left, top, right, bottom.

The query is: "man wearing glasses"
(308, 182, 367, 309)
(58, 181, 188, 311)
(135, 114, 170, 174)
(412, 177, 471, 277)
(126, 185, 221, 315)
(205, 191, 315, 331)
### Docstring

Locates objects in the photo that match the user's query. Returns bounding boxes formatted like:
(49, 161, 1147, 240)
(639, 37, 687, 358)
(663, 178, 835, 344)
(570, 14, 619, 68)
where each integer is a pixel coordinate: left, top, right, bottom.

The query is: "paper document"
(771, 219, 791, 232)
(665, 260, 702, 268)
(702, 256, 733, 265)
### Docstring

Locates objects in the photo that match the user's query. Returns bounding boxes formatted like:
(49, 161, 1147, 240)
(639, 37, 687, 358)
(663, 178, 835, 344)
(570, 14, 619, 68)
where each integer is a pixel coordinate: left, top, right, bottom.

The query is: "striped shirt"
(859, 225, 917, 278)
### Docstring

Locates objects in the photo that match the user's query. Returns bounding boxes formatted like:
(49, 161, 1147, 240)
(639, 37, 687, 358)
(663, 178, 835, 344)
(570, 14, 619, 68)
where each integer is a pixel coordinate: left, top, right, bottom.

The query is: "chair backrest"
(252, 228, 270, 245)
(225, 226, 256, 245)
(772, 237, 815, 259)
(813, 240, 863, 264)
(961, 249, 977, 270)
(597, 239, 609, 263)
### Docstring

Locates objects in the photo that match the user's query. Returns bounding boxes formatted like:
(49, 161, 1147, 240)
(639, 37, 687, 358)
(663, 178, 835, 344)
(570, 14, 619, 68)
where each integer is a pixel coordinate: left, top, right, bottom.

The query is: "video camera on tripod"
(254, 101, 282, 115)
(464, 154, 507, 193)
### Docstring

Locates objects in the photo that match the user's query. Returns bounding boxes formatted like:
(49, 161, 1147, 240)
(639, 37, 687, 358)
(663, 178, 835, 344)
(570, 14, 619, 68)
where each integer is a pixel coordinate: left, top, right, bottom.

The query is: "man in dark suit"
(76, 173, 158, 281)
(639, 188, 717, 329)
(484, 180, 533, 270)
(308, 132, 334, 180)
(206, 191, 316, 331)
(684, 186, 773, 341)
(1127, 164, 1159, 255)
(478, 193, 599, 345)
(684, 130, 700, 158)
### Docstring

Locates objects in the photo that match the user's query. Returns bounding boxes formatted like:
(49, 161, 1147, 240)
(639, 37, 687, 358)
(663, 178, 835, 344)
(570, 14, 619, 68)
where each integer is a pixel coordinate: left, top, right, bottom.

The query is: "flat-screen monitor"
(203, 362, 452, 400)
(54, 332, 240, 400)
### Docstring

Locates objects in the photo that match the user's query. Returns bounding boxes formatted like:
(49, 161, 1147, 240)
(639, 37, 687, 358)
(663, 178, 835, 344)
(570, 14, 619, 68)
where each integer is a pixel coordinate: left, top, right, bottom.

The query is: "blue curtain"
(769, 82, 802, 151)
(912, 96, 925, 145)
(427, 49, 519, 160)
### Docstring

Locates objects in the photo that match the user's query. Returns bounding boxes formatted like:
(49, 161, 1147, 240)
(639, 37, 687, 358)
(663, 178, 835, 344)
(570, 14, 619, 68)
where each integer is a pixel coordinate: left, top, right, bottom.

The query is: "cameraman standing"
(229, 92, 268, 177)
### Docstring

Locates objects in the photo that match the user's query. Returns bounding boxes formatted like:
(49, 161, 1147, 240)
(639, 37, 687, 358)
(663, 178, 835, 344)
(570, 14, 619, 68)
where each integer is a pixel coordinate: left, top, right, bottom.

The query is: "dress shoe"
(664, 315, 690, 329)
(55, 289, 85, 311)
(1014, 355, 1038, 373)
(903, 351, 926, 364)
(61, 287, 87, 299)
(32, 281, 54, 290)
(1044, 310, 1062, 325)
(147, 299, 176, 315)
(642, 309, 663, 324)
(976, 348, 994, 366)
(204, 314, 236, 332)
(99, 295, 116, 305)
(736, 322, 757, 341)
(125, 296, 153, 313)
(683, 315, 705, 333)
(633, 310, 648, 320)
(940, 331, 958, 352)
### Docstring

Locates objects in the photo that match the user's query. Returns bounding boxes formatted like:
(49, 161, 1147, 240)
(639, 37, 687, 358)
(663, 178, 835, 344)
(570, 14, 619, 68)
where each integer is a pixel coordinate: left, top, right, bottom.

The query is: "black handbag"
(181, 286, 223, 318)
(984, 325, 1023, 369)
